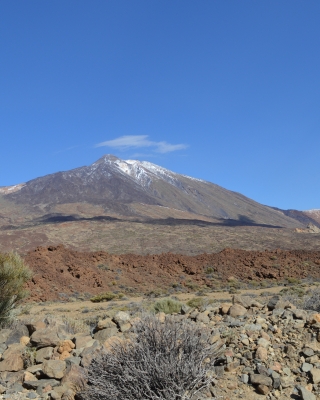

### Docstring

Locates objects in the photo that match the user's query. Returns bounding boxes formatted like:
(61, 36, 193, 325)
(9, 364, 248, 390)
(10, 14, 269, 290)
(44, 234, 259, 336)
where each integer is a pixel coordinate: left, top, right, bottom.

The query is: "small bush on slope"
(0, 252, 32, 326)
(79, 314, 220, 400)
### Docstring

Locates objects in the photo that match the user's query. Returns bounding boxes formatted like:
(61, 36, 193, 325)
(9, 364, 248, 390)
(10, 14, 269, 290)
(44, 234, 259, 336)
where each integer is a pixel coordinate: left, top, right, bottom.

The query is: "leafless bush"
(79, 314, 220, 400)
(301, 287, 320, 312)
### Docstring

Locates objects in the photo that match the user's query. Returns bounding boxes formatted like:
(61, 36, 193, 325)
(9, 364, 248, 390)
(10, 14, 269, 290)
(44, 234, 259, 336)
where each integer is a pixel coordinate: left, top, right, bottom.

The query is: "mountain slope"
(3, 154, 302, 228)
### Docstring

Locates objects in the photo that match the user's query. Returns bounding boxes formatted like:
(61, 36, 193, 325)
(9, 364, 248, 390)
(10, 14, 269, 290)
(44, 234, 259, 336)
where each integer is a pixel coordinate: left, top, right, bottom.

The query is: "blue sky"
(1, 1, 319, 210)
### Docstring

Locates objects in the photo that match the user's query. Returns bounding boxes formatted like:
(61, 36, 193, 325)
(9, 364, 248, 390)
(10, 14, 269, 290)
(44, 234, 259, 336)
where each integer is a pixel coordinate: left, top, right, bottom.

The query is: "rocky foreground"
(1, 294, 320, 399)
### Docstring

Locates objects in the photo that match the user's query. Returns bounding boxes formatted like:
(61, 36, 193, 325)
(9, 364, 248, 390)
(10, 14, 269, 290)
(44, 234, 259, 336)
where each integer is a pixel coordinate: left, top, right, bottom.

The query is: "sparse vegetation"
(153, 298, 182, 314)
(302, 287, 320, 312)
(90, 292, 117, 302)
(79, 314, 219, 400)
(0, 252, 32, 326)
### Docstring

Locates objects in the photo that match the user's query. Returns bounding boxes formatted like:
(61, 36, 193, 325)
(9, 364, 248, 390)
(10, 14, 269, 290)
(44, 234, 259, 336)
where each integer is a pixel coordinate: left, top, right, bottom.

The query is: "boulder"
(94, 327, 118, 344)
(61, 363, 87, 393)
(80, 342, 103, 369)
(74, 334, 95, 350)
(228, 304, 247, 318)
(310, 368, 320, 384)
(96, 318, 117, 331)
(0, 353, 24, 372)
(250, 374, 272, 387)
(30, 328, 63, 349)
(112, 311, 131, 332)
(255, 346, 268, 361)
(42, 360, 66, 379)
(57, 340, 75, 354)
(36, 347, 54, 363)
(6, 324, 29, 345)
(297, 386, 316, 400)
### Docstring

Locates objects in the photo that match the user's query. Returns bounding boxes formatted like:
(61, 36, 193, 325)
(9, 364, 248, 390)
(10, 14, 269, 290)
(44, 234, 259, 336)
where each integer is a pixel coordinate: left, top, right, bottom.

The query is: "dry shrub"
(301, 287, 320, 312)
(79, 314, 220, 400)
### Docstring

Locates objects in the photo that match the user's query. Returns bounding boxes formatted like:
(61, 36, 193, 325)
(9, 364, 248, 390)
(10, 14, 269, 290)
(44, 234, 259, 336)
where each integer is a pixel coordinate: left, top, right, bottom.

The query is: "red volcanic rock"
(23, 244, 320, 302)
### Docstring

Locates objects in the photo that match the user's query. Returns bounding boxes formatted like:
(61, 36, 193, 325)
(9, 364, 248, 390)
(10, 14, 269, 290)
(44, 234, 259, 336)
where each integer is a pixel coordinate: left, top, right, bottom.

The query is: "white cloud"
(95, 135, 188, 154)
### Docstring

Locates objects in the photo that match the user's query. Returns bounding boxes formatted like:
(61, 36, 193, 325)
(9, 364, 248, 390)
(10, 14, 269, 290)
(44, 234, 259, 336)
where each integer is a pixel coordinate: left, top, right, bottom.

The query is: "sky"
(1, 1, 320, 210)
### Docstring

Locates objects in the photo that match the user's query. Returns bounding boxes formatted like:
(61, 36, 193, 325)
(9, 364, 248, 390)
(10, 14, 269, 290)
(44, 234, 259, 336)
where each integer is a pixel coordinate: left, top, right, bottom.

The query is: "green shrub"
(287, 277, 301, 285)
(187, 297, 205, 309)
(153, 298, 182, 314)
(90, 292, 117, 302)
(0, 252, 32, 325)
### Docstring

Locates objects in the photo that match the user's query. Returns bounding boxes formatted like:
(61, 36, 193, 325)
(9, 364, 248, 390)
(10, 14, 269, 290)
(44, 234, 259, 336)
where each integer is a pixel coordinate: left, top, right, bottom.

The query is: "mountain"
(271, 207, 320, 228)
(2, 154, 302, 228)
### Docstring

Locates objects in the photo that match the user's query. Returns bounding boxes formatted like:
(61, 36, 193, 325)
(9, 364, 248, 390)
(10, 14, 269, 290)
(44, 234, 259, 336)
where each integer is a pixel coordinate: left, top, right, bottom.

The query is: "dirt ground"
(20, 284, 295, 323)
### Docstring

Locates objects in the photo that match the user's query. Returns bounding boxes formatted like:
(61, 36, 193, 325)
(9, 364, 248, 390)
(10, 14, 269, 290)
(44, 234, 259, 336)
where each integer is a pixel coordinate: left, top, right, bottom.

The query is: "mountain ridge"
(0, 154, 308, 229)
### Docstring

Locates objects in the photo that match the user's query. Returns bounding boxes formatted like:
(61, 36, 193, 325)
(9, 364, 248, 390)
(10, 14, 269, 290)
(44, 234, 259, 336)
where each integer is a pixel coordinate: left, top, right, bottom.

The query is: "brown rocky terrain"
(2, 292, 320, 399)
(24, 244, 320, 302)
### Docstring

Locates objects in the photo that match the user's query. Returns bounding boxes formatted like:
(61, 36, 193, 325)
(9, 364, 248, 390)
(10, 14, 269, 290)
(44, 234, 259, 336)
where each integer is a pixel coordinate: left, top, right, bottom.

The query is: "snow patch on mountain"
(0, 183, 25, 194)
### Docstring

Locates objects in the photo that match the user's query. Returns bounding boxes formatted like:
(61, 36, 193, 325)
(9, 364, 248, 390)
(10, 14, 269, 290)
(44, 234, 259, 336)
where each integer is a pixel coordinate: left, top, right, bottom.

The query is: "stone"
(280, 375, 295, 388)
(23, 371, 36, 382)
(180, 304, 190, 315)
(310, 368, 320, 384)
(244, 323, 262, 332)
(6, 324, 29, 345)
(112, 311, 130, 328)
(255, 346, 268, 361)
(62, 388, 76, 400)
(57, 340, 75, 354)
(232, 295, 251, 308)
(0, 330, 11, 344)
(74, 334, 95, 350)
(294, 309, 308, 320)
(0, 345, 24, 372)
(257, 384, 270, 394)
(59, 351, 71, 361)
(257, 338, 270, 348)
(96, 318, 117, 331)
(267, 296, 280, 310)
(93, 327, 118, 344)
(302, 362, 313, 372)
(65, 356, 81, 366)
(228, 304, 247, 318)
(50, 390, 61, 400)
(20, 336, 30, 346)
(80, 343, 103, 368)
(61, 363, 87, 393)
(220, 303, 231, 315)
(303, 348, 314, 357)
(30, 328, 61, 349)
(196, 312, 210, 324)
(250, 374, 272, 386)
(36, 347, 54, 363)
(42, 360, 66, 379)
(103, 336, 124, 351)
(241, 374, 249, 383)
(23, 378, 60, 390)
(25, 318, 47, 334)
(308, 314, 320, 324)
(297, 386, 316, 400)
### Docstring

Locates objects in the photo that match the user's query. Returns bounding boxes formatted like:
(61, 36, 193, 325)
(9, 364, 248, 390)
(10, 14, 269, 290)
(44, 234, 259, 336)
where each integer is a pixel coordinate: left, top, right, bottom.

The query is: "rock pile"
(1, 295, 320, 399)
